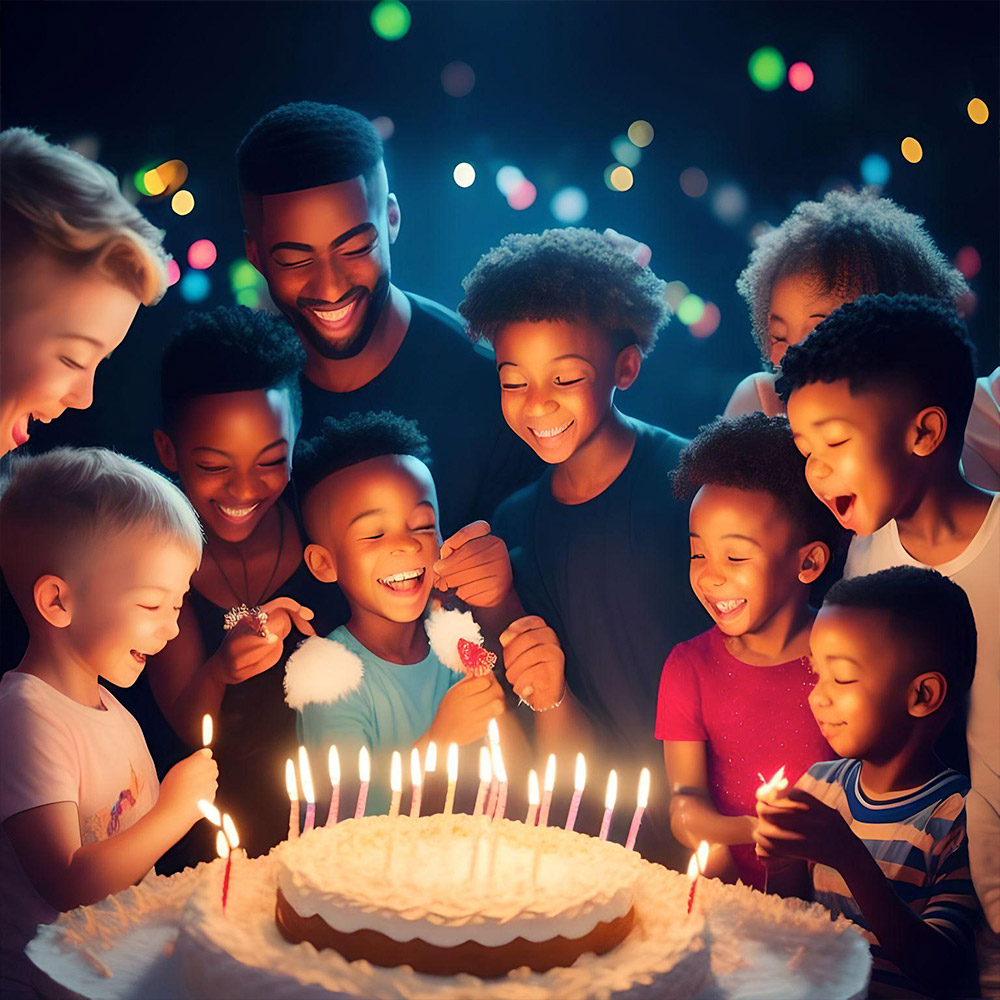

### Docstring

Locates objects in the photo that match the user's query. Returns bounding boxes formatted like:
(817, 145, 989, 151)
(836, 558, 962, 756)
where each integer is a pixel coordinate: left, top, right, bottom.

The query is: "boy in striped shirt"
(755, 567, 980, 998)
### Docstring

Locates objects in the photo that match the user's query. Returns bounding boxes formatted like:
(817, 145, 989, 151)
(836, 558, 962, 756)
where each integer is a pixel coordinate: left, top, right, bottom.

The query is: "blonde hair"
(0, 128, 170, 305)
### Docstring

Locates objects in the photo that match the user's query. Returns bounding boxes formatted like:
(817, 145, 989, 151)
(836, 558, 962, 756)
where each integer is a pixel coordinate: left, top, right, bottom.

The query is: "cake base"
(275, 886, 635, 977)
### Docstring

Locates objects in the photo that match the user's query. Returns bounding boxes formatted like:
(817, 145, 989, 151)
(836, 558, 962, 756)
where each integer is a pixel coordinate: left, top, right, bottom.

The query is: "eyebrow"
(128, 585, 171, 595)
(191, 438, 288, 458)
(56, 333, 106, 349)
(348, 499, 436, 527)
(827, 655, 862, 667)
(270, 223, 376, 256)
(688, 532, 763, 547)
(496, 354, 595, 372)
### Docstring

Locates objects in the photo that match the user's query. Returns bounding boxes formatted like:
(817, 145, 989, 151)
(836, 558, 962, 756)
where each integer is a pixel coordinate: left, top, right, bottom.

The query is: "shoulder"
(493, 478, 544, 539)
(724, 371, 778, 417)
(0, 672, 63, 724)
(407, 293, 493, 361)
(632, 418, 688, 462)
(801, 757, 856, 791)
(844, 526, 896, 577)
(664, 628, 716, 667)
(283, 633, 366, 710)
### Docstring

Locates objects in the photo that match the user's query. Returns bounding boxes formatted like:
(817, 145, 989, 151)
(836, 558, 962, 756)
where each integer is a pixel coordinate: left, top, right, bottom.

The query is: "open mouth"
(130, 650, 147, 666)
(826, 493, 856, 526)
(377, 568, 426, 593)
(529, 419, 574, 441)
(308, 295, 363, 333)
(711, 598, 747, 618)
(11, 412, 54, 447)
(213, 500, 262, 523)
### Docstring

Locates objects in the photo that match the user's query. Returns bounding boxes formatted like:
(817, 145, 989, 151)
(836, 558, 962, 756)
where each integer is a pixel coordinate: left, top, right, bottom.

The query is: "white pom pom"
(284, 636, 364, 709)
(424, 606, 484, 673)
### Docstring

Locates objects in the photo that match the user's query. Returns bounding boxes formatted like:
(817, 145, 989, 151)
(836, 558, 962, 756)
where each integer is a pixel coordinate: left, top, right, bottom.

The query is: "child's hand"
(755, 786, 855, 870)
(433, 521, 513, 608)
(212, 597, 315, 685)
(500, 616, 567, 711)
(429, 674, 505, 746)
(602, 227, 652, 267)
(159, 748, 219, 828)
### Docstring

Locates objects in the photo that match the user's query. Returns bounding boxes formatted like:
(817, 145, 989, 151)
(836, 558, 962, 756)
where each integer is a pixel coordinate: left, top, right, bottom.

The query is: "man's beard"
(292, 271, 392, 361)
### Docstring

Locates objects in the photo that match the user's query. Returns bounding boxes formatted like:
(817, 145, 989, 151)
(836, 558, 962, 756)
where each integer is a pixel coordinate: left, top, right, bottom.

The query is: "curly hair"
(160, 306, 306, 430)
(775, 294, 976, 453)
(459, 228, 669, 356)
(672, 413, 844, 552)
(736, 188, 969, 364)
(293, 411, 431, 502)
(823, 566, 976, 707)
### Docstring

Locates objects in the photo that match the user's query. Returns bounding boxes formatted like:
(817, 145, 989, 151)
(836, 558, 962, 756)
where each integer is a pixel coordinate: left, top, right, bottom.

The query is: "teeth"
(715, 599, 746, 614)
(219, 503, 260, 518)
(531, 420, 573, 439)
(378, 569, 425, 584)
(313, 301, 355, 322)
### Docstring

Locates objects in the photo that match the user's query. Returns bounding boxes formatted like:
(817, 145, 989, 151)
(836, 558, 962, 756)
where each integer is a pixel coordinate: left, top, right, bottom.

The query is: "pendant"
(223, 603, 270, 637)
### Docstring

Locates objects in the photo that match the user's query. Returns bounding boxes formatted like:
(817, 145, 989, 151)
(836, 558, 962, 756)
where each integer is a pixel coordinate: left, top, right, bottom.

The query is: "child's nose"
(523, 385, 557, 417)
(809, 683, 831, 708)
(697, 562, 726, 587)
(64, 370, 96, 411)
(159, 615, 181, 642)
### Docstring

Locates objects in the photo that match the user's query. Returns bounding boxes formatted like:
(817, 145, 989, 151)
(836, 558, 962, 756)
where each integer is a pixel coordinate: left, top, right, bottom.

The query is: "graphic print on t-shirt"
(82, 762, 146, 843)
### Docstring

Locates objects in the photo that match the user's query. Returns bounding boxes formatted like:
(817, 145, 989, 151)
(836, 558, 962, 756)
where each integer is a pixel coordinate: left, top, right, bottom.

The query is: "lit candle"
(624, 767, 650, 851)
(298, 746, 316, 833)
(285, 758, 299, 840)
(756, 765, 788, 800)
(485, 719, 501, 816)
(325, 745, 340, 826)
(492, 745, 508, 821)
(443, 742, 458, 815)
(409, 747, 423, 818)
(355, 746, 370, 819)
(686, 840, 710, 915)
(473, 746, 492, 817)
(201, 713, 213, 748)
(599, 769, 617, 841)
(424, 740, 438, 774)
(198, 799, 221, 827)
(388, 750, 403, 817)
(564, 752, 586, 832)
(525, 769, 540, 826)
(538, 754, 556, 827)
(216, 830, 231, 912)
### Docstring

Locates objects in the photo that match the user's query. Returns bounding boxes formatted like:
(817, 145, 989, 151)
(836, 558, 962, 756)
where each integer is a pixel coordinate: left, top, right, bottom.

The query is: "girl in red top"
(656, 414, 844, 889)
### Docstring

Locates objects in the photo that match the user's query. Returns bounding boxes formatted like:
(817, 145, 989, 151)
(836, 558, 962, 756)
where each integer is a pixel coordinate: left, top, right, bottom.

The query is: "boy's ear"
(615, 344, 642, 390)
(909, 406, 948, 458)
(33, 575, 73, 628)
(908, 671, 947, 718)
(386, 192, 401, 245)
(304, 543, 338, 584)
(153, 429, 179, 472)
(243, 231, 262, 273)
(797, 541, 831, 584)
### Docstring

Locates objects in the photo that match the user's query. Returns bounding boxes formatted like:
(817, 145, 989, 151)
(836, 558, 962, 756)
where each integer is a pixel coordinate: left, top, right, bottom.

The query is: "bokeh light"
(166, 260, 181, 288)
(611, 135, 642, 168)
(441, 61, 475, 97)
(606, 165, 634, 192)
(711, 183, 747, 224)
(748, 46, 785, 91)
(967, 98, 989, 125)
(627, 120, 654, 147)
(370, 0, 410, 40)
(67, 135, 100, 161)
(955, 246, 981, 280)
(663, 280, 689, 311)
(689, 302, 721, 338)
(235, 288, 260, 308)
(679, 167, 708, 198)
(229, 260, 259, 291)
(496, 165, 525, 196)
(453, 162, 476, 188)
(507, 179, 537, 210)
(179, 270, 210, 304)
(371, 116, 395, 140)
(748, 221, 774, 247)
(860, 153, 890, 186)
(677, 294, 706, 326)
(957, 291, 978, 318)
(787, 61, 814, 92)
(550, 186, 588, 224)
(188, 239, 217, 270)
(900, 137, 923, 163)
(143, 168, 167, 196)
(171, 189, 195, 215)
(133, 164, 157, 197)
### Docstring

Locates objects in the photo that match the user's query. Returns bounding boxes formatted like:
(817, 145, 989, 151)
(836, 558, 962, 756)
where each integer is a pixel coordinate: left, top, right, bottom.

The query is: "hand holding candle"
(599, 769, 617, 841)
(443, 742, 458, 815)
(538, 754, 556, 827)
(686, 840, 710, 915)
(355, 746, 371, 819)
(325, 745, 341, 826)
(564, 752, 586, 832)
(298, 746, 316, 833)
(409, 747, 423, 818)
(285, 758, 299, 840)
(526, 769, 540, 826)
(473, 746, 491, 817)
(388, 750, 403, 817)
(624, 767, 650, 851)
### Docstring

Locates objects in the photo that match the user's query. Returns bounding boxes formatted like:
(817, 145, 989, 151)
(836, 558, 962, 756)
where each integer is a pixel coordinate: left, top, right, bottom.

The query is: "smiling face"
(767, 272, 854, 368)
(303, 455, 440, 624)
(493, 319, 634, 465)
(0, 247, 140, 454)
(244, 172, 397, 361)
(688, 484, 816, 637)
(156, 388, 296, 544)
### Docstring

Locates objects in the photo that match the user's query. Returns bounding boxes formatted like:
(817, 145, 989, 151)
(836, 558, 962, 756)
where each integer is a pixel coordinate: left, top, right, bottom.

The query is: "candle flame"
(390, 750, 402, 793)
(285, 758, 298, 801)
(359, 745, 371, 783)
(487, 717, 500, 749)
(574, 752, 587, 792)
(605, 769, 618, 810)
(686, 840, 710, 879)
(410, 747, 423, 788)
(757, 764, 788, 798)
(222, 812, 239, 849)
(478, 745, 492, 783)
(424, 740, 437, 773)
(493, 745, 507, 784)
(637, 767, 651, 808)
(446, 742, 459, 782)
(297, 746, 315, 804)
(543, 753, 556, 791)
(528, 769, 540, 806)
(198, 799, 221, 826)
(201, 714, 213, 747)
(216, 829, 230, 860)
(328, 745, 340, 785)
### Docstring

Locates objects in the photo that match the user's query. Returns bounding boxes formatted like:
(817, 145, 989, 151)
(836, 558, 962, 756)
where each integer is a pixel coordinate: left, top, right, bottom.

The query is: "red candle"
(686, 841, 710, 916)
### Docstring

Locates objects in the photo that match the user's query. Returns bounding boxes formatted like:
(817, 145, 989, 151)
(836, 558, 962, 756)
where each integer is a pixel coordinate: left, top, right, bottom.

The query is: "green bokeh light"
(677, 294, 706, 326)
(748, 46, 786, 91)
(133, 164, 157, 197)
(235, 288, 260, 309)
(229, 260, 261, 292)
(371, 1, 411, 40)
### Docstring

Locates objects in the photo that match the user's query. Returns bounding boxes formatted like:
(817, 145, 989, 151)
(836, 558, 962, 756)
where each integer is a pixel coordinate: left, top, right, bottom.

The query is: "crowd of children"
(1, 105, 997, 999)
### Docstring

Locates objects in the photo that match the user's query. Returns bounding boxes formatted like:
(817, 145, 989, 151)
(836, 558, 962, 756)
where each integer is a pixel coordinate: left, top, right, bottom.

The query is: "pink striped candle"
(355, 746, 370, 819)
(624, 767, 651, 851)
(525, 769, 540, 825)
(409, 747, 423, 818)
(564, 753, 586, 832)
(325, 745, 340, 826)
(599, 769, 617, 841)
(538, 754, 556, 827)
(285, 758, 299, 840)
(298, 746, 316, 833)
(473, 746, 491, 817)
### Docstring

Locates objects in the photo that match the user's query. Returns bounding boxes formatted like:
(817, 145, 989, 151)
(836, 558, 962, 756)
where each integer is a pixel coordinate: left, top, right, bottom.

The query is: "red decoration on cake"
(457, 638, 497, 677)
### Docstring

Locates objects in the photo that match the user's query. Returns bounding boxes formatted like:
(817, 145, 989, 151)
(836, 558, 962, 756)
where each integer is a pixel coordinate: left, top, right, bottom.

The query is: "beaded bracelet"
(521, 685, 567, 713)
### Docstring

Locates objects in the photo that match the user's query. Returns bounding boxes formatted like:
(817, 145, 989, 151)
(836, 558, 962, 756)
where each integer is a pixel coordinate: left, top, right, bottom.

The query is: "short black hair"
(293, 411, 431, 501)
(776, 293, 976, 453)
(160, 306, 306, 431)
(459, 228, 669, 356)
(823, 566, 976, 707)
(737, 188, 969, 364)
(672, 413, 844, 553)
(237, 101, 383, 196)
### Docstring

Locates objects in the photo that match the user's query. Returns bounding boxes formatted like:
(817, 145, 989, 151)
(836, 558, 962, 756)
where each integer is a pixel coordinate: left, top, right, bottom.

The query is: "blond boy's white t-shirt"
(0, 671, 159, 988)
(845, 493, 1000, 935)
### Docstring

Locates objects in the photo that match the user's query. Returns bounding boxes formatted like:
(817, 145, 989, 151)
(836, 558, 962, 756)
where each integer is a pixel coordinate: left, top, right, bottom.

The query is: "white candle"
(624, 767, 650, 851)
(201, 713, 213, 748)
(325, 745, 341, 826)
(686, 840, 710, 915)
(538, 754, 556, 827)
(473, 746, 492, 817)
(526, 769, 540, 826)
(424, 740, 438, 774)
(198, 799, 221, 827)
(564, 752, 586, 832)
(599, 769, 617, 841)
(355, 746, 370, 819)
(491, 745, 508, 821)
(298, 746, 316, 833)
(485, 719, 501, 816)
(388, 750, 403, 818)
(409, 747, 423, 818)
(756, 765, 788, 800)
(285, 758, 299, 840)
(443, 742, 458, 815)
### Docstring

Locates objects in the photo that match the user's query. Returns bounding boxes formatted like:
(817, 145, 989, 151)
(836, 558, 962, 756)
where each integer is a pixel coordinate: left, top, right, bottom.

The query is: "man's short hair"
(160, 306, 306, 432)
(1, 127, 170, 305)
(776, 293, 976, 453)
(459, 228, 670, 356)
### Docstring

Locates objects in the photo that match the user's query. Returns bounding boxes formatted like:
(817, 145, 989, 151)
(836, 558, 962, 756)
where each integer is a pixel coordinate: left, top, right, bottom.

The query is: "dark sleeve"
(477, 418, 543, 524)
